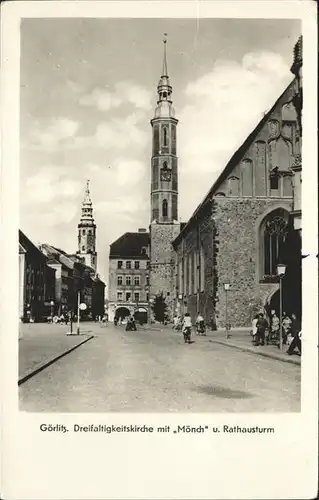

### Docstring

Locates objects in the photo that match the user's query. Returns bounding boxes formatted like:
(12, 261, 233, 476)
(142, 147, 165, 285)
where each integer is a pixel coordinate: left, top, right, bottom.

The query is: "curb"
(209, 339, 301, 366)
(18, 335, 95, 386)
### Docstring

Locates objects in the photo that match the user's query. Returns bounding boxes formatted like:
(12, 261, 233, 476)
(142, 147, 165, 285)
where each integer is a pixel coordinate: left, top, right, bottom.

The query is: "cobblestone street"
(19, 323, 301, 412)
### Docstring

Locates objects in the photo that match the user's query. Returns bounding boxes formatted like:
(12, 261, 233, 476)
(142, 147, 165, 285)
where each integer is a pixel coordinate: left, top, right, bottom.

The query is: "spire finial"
(162, 33, 168, 77)
(86, 179, 90, 192)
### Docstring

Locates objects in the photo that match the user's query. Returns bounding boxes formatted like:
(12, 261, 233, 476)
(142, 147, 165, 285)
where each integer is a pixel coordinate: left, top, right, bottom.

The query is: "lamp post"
(224, 283, 231, 339)
(50, 300, 54, 322)
(276, 263, 287, 350)
(77, 291, 81, 335)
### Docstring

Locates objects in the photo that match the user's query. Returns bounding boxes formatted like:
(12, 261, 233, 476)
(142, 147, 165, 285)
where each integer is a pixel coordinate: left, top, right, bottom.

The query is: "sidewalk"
(144, 323, 301, 366)
(19, 322, 94, 384)
(208, 330, 301, 366)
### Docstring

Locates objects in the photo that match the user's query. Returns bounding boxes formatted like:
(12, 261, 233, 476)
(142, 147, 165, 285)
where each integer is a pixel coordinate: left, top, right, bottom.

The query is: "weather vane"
(163, 33, 168, 43)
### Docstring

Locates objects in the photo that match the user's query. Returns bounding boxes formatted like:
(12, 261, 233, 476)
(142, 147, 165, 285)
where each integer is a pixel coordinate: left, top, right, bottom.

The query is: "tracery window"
(262, 209, 289, 278)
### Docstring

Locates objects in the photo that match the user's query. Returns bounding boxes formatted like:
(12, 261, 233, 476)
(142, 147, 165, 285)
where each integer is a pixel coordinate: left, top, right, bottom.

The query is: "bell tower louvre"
(149, 38, 181, 320)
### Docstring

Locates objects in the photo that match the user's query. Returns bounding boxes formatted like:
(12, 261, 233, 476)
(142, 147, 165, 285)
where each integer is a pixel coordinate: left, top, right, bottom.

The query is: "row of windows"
(117, 260, 149, 270)
(177, 247, 205, 297)
(116, 291, 149, 303)
(224, 172, 292, 198)
(117, 275, 149, 286)
(175, 209, 289, 289)
(81, 229, 94, 235)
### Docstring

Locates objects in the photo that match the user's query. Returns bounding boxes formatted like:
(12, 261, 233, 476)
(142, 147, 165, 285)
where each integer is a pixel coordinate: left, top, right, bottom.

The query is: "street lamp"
(50, 300, 54, 322)
(277, 263, 287, 350)
(224, 283, 231, 339)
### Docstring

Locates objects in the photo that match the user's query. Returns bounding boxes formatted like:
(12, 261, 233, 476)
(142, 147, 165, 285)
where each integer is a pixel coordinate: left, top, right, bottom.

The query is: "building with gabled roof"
(172, 70, 302, 328)
(108, 229, 150, 323)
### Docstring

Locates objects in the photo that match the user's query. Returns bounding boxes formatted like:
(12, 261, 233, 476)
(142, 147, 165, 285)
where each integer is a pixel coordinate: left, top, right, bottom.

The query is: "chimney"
(138, 228, 147, 233)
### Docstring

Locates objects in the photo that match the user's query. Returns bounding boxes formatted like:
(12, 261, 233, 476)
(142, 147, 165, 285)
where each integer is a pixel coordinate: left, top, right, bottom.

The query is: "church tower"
(149, 38, 181, 320)
(150, 38, 178, 222)
(77, 180, 97, 271)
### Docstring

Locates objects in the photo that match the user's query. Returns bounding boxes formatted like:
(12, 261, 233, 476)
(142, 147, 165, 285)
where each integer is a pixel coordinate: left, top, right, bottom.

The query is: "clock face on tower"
(160, 166, 171, 182)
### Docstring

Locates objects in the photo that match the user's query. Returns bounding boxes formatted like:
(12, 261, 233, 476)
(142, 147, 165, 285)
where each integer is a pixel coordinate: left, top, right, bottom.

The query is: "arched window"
(228, 176, 240, 196)
(162, 199, 168, 217)
(163, 127, 168, 147)
(261, 209, 289, 278)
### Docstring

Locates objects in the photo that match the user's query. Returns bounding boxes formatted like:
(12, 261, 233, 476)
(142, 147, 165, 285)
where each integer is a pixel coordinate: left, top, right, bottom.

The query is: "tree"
(152, 293, 168, 323)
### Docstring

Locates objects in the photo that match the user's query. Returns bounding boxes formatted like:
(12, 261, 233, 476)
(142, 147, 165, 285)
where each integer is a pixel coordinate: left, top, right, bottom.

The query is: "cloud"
(27, 117, 80, 151)
(71, 112, 148, 151)
(24, 166, 83, 204)
(40, 202, 79, 227)
(95, 197, 145, 216)
(114, 159, 145, 186)
(178, 51, 293, 219)
(79, 81, 152, 112)
(95, 113, 147, 150)
(66, 80, 85, 94)
(79, 88, 121, 111)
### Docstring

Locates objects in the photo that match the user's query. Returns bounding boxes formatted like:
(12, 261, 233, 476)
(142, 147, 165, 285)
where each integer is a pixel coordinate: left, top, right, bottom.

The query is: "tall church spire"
(155, 36, 175, 118)
(77, 179, 97, 271)
(162, 36, 168, 77)
(150, 37, 179, 224)
(149, 35, 181, 322)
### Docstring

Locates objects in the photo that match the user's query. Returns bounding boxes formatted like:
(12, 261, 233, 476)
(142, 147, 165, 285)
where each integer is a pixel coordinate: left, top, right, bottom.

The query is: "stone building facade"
(173, 75, 302, 329)
(149, 39, 180, 319)
(19, 230, 56, 321)
(108, 229, 150, 323)
(290, 36, 303, 232)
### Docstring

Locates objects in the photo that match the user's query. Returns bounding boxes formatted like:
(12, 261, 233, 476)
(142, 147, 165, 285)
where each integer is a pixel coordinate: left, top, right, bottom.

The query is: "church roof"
(19, 230, 48, 262)
(173, 78, 297, 246)
(110, 232, 150, 259)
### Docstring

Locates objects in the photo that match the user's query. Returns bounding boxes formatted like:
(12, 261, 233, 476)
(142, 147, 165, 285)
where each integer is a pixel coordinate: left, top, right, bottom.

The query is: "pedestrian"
(182, 313, 192, 343)
(26, 308, 31, 323)
(195, 312, 205, 335)
(251, 314, 259, 345)
(287, 313, 302, 355)
(256, 313, 268, 346)
(282, 314, 292, 345)
(173, 315, 179, 330)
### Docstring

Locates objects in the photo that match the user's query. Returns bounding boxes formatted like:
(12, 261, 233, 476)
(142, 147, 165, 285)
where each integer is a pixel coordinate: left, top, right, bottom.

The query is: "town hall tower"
(77, 180, 97, 271)
(149, 39, 181, 318)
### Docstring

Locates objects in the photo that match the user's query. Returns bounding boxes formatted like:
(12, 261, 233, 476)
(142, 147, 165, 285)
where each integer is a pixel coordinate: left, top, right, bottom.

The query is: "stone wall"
(213, 197, 293, 327)
(150, 222, 180, 320)
(174, 204, 216, 326)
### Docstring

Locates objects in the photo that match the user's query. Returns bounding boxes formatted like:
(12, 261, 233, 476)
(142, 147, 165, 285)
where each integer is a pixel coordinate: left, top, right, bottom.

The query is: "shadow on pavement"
(196, 385, 254, 399)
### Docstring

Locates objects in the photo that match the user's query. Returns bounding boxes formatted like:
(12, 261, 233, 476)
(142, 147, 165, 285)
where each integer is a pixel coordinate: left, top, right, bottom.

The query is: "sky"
(20, 17, 301, 285)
